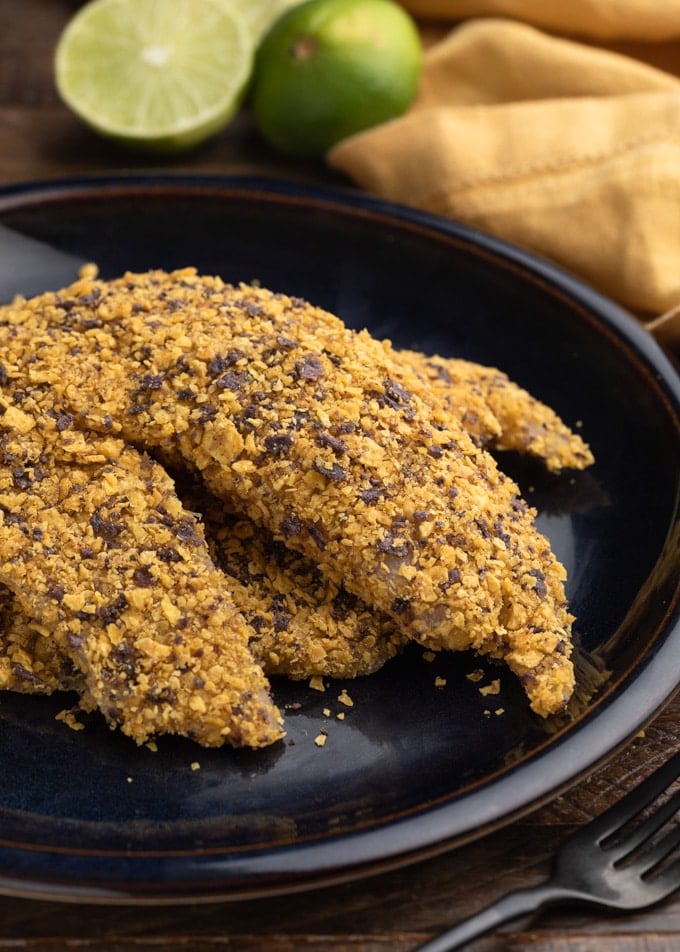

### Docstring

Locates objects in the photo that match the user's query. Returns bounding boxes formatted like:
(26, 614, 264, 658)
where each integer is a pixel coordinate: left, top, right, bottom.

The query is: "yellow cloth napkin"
(400, 1, 680, 41)
(328, 8, 680, 351)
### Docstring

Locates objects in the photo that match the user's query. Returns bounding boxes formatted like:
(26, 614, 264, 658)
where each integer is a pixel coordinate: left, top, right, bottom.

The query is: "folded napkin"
(328, 6, 680, 351)
(399, 1, 680, 41)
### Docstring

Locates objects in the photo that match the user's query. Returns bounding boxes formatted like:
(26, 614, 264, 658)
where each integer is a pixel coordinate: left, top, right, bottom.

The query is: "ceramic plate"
(0, 175, 678, 904)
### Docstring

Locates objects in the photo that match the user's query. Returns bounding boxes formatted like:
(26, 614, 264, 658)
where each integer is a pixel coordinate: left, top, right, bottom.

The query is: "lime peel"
(250, 0, 422, 159)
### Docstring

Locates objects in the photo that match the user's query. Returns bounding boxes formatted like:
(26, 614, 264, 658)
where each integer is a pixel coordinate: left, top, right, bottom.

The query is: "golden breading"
(401, 352, 594, 472)
(192, 490, 407, 679)
(0, 489, 406, 695)
(0, 339, 588, 693)
(0, 585, 82, 694)
(0, 269, 577, 717)
(0, 496, 407, 691)
(0, 342, 589, 693)
(0, 403, 283, 748)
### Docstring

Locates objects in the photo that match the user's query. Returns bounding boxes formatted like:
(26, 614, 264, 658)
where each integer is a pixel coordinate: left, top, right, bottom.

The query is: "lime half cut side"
(55, 0, 254, 153)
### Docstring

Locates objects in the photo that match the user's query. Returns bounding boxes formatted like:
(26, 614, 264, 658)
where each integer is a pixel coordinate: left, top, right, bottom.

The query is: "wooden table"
(1, 3, 679, 949)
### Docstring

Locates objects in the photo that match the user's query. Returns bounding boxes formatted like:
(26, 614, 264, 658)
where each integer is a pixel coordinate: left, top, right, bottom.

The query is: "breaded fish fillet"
(0, 347, 589, 693)
(0, 269, 577, 716)
(401, 351, 594, 472)
(0, 399, 283, 748)
(0, 490, 406, 694)
(194, 491, 407, 679)
(0, 464, 406, 694)
(0, 328, 588, 693)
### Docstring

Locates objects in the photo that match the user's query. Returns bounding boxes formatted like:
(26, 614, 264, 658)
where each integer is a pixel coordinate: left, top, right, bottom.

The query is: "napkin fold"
(399, 1, 680, 41)
(328, 8, 680, 349)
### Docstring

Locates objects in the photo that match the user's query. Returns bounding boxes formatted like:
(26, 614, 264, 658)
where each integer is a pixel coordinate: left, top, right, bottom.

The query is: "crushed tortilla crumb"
(78, 262, 99, 280)
(479, 679, 501, 696)
(55, 708, 85, 731)
(466, 669, 485, 683)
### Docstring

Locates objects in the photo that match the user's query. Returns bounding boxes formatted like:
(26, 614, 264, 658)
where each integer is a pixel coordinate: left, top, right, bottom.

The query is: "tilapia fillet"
(401, 352, 593, 473)
(1, 269, 580, 717)
(0, 401, 283, 748)
(0, 475, 407, 695)
(194, 490, 407, 679)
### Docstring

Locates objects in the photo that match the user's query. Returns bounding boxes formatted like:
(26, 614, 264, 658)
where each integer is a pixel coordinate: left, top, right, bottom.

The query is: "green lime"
(54, 0, 254, 153)
(250, 0, 422, 158)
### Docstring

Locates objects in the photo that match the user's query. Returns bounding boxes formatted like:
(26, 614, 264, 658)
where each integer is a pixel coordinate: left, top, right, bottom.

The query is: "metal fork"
(414, 748, 680, 951)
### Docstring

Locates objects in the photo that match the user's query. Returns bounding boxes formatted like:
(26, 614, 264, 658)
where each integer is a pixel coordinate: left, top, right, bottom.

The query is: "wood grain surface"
(1, 3, 679, 949)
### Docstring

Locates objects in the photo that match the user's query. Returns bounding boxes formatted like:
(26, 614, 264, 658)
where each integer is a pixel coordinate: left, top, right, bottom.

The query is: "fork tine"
(647, 854, 680, 900)
(610, 788, 680, 860)
(585, 750, 680, 845)
(636, 819, 680, 878)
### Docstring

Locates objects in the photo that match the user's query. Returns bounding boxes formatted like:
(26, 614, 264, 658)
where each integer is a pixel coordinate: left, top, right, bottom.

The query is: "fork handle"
(413, 882, 567, 951)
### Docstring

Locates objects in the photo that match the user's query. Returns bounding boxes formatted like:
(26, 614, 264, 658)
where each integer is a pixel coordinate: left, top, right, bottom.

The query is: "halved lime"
(54, 0, 254, 153)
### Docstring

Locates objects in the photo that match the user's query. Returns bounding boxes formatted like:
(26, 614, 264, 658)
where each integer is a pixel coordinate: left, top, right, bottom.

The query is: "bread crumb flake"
(191, 761, 201, 771)
(479, 679, 501, 696)
(434, 676, 447, 688)
(78, 262, 99, 280)
(309, 676, 326, 692)
(314, 732, 327, 747)
(422, 651, 436, 663)
(55, 708, 85, 731)
(337, 689, 354, 707)
(466, 669, 485, 683)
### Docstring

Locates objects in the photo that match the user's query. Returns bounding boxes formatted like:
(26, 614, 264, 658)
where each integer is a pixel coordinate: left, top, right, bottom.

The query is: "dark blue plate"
(0, 175, 678, 904)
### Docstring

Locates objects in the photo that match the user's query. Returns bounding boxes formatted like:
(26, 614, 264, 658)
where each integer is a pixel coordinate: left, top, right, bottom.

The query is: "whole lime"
(250, 0, 422, 158)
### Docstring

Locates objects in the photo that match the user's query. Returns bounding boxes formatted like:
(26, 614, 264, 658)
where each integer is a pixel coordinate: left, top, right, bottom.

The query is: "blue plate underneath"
(0, 175, 678, 903)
